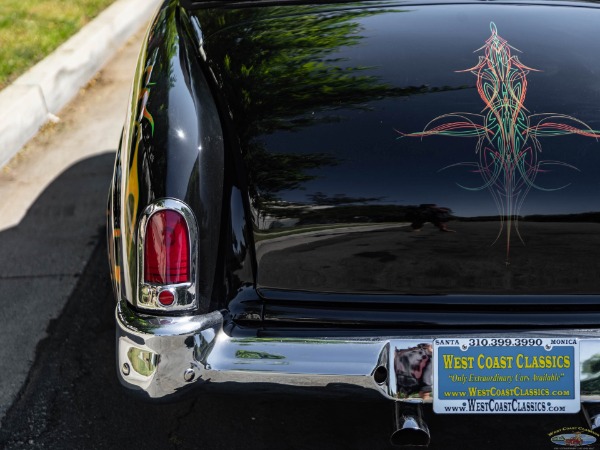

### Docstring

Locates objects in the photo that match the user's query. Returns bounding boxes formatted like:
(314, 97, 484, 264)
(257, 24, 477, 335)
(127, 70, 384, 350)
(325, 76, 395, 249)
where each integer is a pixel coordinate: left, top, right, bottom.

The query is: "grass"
(0, 0, 116, 90)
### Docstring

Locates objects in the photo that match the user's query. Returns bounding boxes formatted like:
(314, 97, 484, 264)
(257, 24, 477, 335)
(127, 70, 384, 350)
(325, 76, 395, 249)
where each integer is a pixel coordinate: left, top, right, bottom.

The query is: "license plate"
(433, 337, 579, 414)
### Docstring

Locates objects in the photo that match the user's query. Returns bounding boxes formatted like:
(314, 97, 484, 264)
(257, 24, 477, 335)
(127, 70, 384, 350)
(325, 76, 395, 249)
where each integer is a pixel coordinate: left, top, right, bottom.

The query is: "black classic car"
(108, 0, 600, 446)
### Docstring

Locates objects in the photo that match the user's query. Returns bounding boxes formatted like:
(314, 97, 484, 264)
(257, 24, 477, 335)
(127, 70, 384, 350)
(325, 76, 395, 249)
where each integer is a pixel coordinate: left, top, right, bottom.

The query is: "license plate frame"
(433, 337, 580, 414)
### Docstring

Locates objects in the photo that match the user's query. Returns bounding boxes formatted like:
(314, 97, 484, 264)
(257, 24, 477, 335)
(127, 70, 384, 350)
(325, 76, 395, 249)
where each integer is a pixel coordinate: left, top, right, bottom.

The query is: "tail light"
(137, 199, 198, 312)
(144, 210, 190, 284)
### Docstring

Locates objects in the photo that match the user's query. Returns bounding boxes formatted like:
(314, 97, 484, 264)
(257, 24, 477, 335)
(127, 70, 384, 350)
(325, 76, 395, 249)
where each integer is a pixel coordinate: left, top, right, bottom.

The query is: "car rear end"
(110, 0, 600, 445)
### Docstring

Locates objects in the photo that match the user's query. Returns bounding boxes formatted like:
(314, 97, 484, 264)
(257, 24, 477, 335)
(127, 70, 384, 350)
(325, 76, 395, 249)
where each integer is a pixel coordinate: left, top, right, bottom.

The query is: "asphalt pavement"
(0, 20, 148, 424)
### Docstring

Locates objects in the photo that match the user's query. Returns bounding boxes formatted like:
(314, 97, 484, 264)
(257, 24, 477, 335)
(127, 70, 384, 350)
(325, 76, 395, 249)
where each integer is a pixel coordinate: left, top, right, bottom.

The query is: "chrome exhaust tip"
(390, 401, 430, 447)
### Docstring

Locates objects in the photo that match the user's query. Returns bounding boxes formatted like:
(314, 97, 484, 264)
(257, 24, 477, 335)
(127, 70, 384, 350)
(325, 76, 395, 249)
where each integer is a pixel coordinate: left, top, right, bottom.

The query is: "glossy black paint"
(110, 0, 225, 313)
(188, 0, 600, 297)
(110, 0, 600, 330)
(259, 290, 600, 332)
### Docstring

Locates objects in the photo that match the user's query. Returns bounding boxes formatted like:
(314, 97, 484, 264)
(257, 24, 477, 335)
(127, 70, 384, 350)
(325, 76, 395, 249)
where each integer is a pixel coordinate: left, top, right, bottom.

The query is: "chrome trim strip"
(116, 301, 600, 403)
(136, 198, 199, 312)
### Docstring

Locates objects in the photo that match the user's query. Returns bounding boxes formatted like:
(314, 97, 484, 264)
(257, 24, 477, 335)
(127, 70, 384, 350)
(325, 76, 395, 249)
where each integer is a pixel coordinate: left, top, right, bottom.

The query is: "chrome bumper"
(116, 300, 600, 403)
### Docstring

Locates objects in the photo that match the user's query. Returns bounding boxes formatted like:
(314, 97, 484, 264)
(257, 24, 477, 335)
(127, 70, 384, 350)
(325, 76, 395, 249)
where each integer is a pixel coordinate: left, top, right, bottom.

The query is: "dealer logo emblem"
(549, 427, 598, 447)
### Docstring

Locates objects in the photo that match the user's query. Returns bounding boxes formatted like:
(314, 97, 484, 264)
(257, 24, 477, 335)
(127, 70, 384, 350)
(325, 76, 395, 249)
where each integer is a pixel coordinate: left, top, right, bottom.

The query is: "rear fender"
(115, 0, 224, 313)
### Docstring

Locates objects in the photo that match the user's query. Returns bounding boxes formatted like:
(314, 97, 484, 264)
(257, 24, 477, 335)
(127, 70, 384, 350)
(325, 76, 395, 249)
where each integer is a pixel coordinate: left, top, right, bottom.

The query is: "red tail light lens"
(158, 290, 175, 306)
(144, 210, 190, 284)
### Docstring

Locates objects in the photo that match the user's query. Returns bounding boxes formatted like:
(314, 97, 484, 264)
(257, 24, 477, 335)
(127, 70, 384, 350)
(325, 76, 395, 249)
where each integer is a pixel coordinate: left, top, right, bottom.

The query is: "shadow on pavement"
(0, 152, 115, 424)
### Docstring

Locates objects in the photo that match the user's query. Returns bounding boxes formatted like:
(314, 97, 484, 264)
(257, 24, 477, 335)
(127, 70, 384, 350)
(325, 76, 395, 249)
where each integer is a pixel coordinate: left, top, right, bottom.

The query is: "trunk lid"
(194, 1, 600, 296)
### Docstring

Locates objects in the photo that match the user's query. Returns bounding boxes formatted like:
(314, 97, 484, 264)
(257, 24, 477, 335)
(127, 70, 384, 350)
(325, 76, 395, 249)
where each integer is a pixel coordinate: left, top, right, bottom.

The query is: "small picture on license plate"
(433, 337, 579, 414)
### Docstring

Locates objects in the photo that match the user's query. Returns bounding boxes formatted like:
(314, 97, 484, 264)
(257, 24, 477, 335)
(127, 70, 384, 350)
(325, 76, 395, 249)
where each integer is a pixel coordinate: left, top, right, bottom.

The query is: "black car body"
(108, 0, 600, 445)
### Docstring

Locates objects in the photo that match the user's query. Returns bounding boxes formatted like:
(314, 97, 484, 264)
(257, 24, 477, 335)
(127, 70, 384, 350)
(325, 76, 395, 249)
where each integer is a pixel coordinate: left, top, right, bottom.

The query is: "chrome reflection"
(581, 347, 600, 397)
(118, 337, 157, 392)
(377, 342, 435, 400)
(127, 347, 159, 377)
(192, 327, 218, 370)
(116, 301, 600, 404)
(116, 302, 223, 398)
(391, 401, 430, 447)
(393, 344, 433, 400)
(136, 198, 199, 312)
(582, 403, 600, 432)
(235, 350, 286, 360)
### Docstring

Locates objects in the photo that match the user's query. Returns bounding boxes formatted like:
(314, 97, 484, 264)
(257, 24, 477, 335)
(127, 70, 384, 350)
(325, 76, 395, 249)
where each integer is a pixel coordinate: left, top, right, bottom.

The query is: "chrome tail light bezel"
(136, 198, 198, 312)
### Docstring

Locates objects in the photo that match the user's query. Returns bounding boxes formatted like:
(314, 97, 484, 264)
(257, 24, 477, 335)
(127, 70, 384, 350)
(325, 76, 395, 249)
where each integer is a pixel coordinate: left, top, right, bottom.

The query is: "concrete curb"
(0, 0, 162, 168)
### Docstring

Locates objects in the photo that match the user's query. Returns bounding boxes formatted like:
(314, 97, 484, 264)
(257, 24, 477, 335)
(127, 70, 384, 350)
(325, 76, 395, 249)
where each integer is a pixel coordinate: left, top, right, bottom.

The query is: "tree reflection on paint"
(196, 5, 467, 224)
(401, 22, 600, 260)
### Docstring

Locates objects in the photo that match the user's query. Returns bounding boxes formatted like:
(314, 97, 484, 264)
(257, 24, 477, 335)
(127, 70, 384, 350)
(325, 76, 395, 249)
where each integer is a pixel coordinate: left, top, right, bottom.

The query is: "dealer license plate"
(433, 337, 579, 414)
